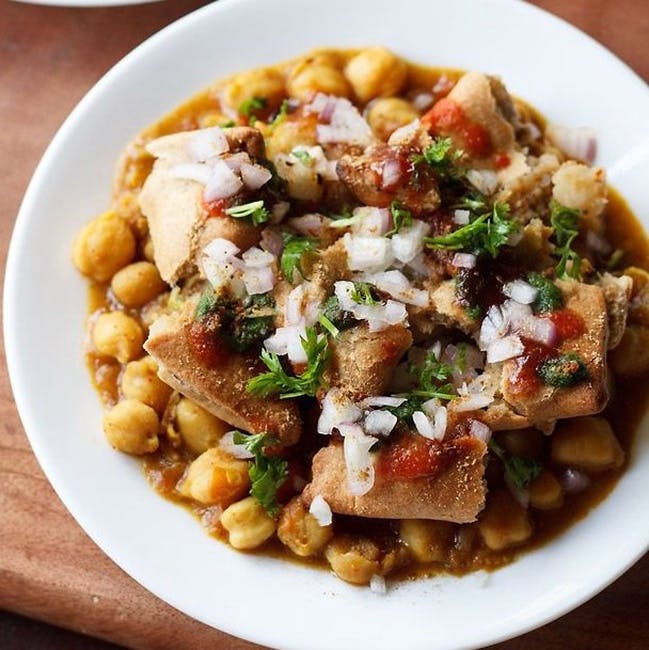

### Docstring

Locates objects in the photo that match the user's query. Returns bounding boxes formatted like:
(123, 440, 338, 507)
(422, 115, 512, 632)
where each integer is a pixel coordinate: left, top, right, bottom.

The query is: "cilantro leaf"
(527, 272, 563, 313)
(319, 295, 356, 332)
(219, 119, 236, 128)
(537, 353, 589, 387)
(291, 149, 313, 165)
(489, 438, 543, 492)
(424, 202, 518, 258)
(246, 326, 329, 398)
(239, 96, 267, 125)
(225, 200, 270, 226)
(270, 99, 289, 127)
(550, 199, 582, 279)
(386, 201, 413, 236)
(317, 313, 340, 338)
(280, 233, 318, 283)
(453, 192, 488, 213)
(232, 431, 288, 517)
(350, 282, 379, 306)
(411, 136, 464, 181)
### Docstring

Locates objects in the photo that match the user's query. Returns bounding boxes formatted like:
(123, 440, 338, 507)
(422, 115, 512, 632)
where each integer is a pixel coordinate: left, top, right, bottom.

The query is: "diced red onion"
(381, 158, 403, 190)
(260, 228, 284, 257)
(188, 126, 229, 161)
(453, 209, 470, 225)
(586, 230, 611, 255)
(242, 246, 274, 268)
(271, 201, 290, 223)
(503, 279, 538, 305)
(308, 495, 333, 526)
(203, 159, 244, 201)
(170, 162, 213, 185)
(486, 335, 524, 363)
(288, 213, 331, 237)
(340, 423, 377, 496)
(361, 396, 406, 408)
(412, 91, 434, 112)
(560, 468, 591, 494)
(369, 574, 387, 595)
(240, 162, 272, 190)
(452, 252, 477, 269)
(309, 94, 374, 147)
(317, 388, 362, 435)
(364, 410, 397, 437)
(219, 431, 255, 459)
(546, 124, 597, 164)
(452, 393, 495, 412)
(469, 420, 492, 443)
(242, 264, 275, 295)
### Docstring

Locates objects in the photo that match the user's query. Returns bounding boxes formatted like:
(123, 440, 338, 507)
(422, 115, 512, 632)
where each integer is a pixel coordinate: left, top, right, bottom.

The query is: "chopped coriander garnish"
(270, 99, 289, 127)
(453, 192, 488, 213)
(386, 201, 413, 236)
(219, 119, 236, 128)
(195, 288, 220, 320)
(527, 272, 563, 313)
(246, 326, 329, 399)
(280, 233, 318, 283)
(318, 313, 340, 338)
(550, 199, 582, 279)
(239, 96, 267, 125)
(465, 304, 482, 321)
(350, 282, 380, 306)
(232, 431, 288, 517)
(488, 438, 543, 492)
(411, 136, 464, 181)
(225, 200, 270, 226)
(606, 248, 625, 271)
(291, 149, 313, 165)
(425, 202, 518, 258)
(537, 353, 589, 388)
(319, 295, 356, 332)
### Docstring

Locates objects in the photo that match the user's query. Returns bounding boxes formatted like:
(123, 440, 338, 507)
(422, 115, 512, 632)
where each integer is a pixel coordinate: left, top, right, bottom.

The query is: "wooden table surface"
(1, 1, 647, 648)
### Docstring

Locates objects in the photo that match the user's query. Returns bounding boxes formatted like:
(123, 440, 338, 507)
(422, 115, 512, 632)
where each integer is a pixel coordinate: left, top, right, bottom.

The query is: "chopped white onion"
(452, 393, 495, 412)
(361, 396, 406, 408)
(240, 162, 272, 190)
(170, 163, 214, 185)
(340, 423, 377, 496)
(412, 91, 434, 111)
(546, 124, 597, 164)
(466, 169, 498, 195)
(519, 315, 557, 346)
(381, 158, 402, 189)
(203, 159, 244, 201)
(219, 431, 255, 459)
(469, 420, 492, 443)
(317, 388, 362, 435)
(288, 213, 331, 237)
(188, 126, 229, 161)
(352, 207, 392, 237)
(560, 468, 591, 494)
(486, 335, 524, 363)
(503, 279, 538, 305)
(452, 252, 477, 269)
(413, 411, 437, 440)
(364, 270, 429, 307)
(260, 228, 284, 257)
(264, 325, 307, 364)
(364, 410, 398, 437)
(309, 495, 333, 527)
(391, 219, 430, 264)
(343, 233, 395, 272)
(369, 574, 387, 595)
(308, 94, 375, 147)
(242, 246, 275, 268)
(223, 152, 251, 173)
(453, 209, 471, 225)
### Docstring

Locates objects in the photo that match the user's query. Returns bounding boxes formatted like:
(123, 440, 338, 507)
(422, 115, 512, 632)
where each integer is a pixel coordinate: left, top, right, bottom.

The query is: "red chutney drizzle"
(203, 197, 229, 218)
(187, 321, 231, 367)
(507, 309, 586, 397)
(377, 433, 445, 480)
(421, 97, 493, 159)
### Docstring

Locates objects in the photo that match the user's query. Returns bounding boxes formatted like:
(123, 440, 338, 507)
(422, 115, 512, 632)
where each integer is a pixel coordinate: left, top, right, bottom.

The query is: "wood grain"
(0, 1, 647, 648)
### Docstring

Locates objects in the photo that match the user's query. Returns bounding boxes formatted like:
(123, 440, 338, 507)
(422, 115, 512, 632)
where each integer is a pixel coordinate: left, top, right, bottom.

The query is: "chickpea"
(624, 267, 649, 326)
(478, 489, 532, 551)
(367, 98, 419, 140)
(142, 237, 155, 263)
(287, 63, 351, 101)
(111, 261, 167, 308)
(198, 111, 230, 128)
(178, 448, 250, 507)
(175, 398, 229, 456)
(610, 325, 649, 377)
(277, 497, 333, 557)
(103, 399, 159, 455)
(73, 211, 136, 282)
(399, 519, 455, 563)
(551, 417, 624, 471)
(220, 496, 276, 550)
(498, 428, 545, 459)
(265, 118, 317, 159)
(529, 470, 564, 510)
(92, 311, 144, 363)
(120, 356, 171, 414)
(324, 535, 399, 585)
(223, 68, 285, 113)
(298, 49, 345, 70)
(344, 47, 407, 103)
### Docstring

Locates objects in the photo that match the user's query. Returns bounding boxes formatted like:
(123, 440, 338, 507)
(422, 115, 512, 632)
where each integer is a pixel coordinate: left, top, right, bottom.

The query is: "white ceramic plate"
(11, 0, 163, 7)
(5, 0, 649, 648)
